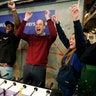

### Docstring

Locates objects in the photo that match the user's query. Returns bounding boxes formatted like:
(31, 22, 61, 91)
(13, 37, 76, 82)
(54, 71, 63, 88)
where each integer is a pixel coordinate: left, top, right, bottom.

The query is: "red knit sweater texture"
(16, 19, 57, 66)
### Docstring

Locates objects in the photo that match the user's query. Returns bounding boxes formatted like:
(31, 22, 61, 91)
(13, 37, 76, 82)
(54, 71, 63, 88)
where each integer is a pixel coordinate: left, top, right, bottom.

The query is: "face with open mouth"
(35, 19, 45, 35)
(6, 24, 14, 34)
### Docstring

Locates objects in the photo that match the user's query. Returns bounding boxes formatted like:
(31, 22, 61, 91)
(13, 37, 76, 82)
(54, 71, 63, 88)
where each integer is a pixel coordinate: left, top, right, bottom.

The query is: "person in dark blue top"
(52, 2, 86, 96)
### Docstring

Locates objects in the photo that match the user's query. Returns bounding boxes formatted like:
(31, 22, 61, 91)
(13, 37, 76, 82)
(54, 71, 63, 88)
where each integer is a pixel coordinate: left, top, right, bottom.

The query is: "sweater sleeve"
(16, 20, 29, 41)
(56, 22, 69, 49)
(47, 19, 57, 44)
(12, 10, 20, 33)
(74, 20, 86, 58)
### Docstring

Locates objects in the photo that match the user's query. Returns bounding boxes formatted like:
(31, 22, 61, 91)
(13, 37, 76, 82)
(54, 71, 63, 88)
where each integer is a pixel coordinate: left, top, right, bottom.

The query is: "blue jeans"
(0, 66, 13, 80)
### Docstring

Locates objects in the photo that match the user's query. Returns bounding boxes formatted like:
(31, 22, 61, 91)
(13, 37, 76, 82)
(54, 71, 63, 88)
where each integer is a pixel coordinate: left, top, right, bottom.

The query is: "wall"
(0, 0, 84, 89)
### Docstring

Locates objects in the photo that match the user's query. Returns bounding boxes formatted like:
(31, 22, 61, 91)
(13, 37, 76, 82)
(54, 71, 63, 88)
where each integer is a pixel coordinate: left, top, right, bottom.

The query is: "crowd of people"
(0, 0, 95, 96)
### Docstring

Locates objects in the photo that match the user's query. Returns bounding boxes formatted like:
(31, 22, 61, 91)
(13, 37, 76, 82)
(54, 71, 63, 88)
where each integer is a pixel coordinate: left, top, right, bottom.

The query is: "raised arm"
(52, 13, 69, 49)
(16, 11, 32, 41)
(45, 10, 57, 44)
(69, 3, 86, 57)
(8, 1, 20, 33)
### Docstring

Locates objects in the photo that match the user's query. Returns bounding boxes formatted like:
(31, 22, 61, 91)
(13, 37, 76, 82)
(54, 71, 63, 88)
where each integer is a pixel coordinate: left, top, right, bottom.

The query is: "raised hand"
(78, 0, 80, 7)
(52, 12, 59, 24)
(8, 1, 15, 9)
(45, 10, 50, 20)
(69, 0, 80, 21)
(24, 11, 32, 21)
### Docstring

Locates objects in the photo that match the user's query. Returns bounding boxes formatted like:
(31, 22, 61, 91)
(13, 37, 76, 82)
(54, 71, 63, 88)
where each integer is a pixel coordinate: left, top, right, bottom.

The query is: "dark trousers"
(23, 64, 46, 88)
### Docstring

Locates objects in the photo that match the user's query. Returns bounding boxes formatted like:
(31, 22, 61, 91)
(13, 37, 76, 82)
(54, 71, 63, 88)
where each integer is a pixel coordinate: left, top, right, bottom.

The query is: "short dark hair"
(36, 19, 45, 26)
(5, 21, 14, 28)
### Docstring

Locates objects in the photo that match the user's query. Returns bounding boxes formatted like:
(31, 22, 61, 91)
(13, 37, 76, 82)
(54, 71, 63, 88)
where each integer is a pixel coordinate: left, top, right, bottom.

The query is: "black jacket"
(0, 32, 20, 66)
(80, 42, 96, 66)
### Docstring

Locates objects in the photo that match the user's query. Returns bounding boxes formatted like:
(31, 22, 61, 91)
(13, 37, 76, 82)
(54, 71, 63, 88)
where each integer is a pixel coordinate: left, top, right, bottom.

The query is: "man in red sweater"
(16, 10, 57, 87)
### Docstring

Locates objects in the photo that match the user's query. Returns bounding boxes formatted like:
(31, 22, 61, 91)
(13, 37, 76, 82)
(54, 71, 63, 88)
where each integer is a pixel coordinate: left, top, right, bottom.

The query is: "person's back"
(80, 42, 96, 66)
